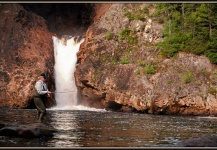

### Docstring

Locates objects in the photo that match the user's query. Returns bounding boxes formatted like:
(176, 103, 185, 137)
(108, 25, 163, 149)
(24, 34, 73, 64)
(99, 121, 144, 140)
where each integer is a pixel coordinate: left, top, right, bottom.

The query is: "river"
(0, 108, 217, 147)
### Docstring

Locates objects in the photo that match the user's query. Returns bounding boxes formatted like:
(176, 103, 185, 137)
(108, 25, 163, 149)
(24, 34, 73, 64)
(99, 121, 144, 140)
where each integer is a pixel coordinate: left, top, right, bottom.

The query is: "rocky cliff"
(0, 4, 55, 108)
(0, 3, 96, 108)
(76, 4, 217, 116)
(1, 3, 217, 116)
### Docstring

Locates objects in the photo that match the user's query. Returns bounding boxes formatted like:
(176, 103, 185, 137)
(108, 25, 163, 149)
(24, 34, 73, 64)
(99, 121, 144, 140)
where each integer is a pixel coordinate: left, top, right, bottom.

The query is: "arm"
(43, 83, 53, 96)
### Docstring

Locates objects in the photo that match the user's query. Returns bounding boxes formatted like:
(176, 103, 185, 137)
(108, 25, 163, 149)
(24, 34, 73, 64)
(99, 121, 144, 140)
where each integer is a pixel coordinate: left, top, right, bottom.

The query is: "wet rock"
(0, 127, 18, 136)
(0, 122, 57, 138)
(178, 135, 217, 147)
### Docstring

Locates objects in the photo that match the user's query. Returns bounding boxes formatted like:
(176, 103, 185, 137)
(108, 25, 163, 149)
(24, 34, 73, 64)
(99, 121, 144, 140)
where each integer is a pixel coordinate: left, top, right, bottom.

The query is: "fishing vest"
(33, 81, 47, 99)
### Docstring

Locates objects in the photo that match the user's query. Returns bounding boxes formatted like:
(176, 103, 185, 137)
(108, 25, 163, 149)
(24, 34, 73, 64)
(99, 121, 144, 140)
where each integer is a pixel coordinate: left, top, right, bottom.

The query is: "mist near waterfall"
(52, 35, 84, 109)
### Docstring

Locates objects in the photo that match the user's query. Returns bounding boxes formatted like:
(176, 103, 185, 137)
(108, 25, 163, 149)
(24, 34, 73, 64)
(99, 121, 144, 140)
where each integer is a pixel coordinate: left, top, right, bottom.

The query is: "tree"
(155, 3, 217, 63)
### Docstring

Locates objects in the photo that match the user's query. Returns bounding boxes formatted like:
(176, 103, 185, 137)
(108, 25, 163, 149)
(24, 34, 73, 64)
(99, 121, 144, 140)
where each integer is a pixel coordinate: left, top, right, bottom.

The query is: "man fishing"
(33, 73, 53, 123)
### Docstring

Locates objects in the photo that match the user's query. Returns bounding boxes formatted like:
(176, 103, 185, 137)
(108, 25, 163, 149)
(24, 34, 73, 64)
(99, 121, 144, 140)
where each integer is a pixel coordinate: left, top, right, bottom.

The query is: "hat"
(40, 73, 48, 79)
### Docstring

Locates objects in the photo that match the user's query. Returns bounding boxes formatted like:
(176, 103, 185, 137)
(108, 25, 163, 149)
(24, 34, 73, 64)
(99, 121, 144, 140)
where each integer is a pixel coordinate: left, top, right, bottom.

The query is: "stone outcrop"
(0, 4, 55, 108)
(75, 3, 217, 115)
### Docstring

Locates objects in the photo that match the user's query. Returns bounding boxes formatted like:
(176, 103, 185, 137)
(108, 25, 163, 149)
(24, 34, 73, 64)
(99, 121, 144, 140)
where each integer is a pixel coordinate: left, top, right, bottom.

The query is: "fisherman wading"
(33, 73, 52, 123)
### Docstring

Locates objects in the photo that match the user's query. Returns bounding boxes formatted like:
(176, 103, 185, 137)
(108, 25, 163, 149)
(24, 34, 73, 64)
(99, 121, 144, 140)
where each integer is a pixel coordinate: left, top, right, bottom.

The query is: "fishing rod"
(47, 91, 74, 99)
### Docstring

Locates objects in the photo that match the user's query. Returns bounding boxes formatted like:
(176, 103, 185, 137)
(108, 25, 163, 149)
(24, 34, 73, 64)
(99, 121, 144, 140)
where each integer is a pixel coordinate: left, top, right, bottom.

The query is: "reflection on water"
(48, 111, 79, 147)
(0, 108, 217, 147)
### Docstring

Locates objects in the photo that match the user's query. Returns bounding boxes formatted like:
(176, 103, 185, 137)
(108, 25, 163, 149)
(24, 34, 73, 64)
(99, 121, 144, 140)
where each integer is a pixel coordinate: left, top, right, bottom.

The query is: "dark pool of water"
(0, 108, 217, 147)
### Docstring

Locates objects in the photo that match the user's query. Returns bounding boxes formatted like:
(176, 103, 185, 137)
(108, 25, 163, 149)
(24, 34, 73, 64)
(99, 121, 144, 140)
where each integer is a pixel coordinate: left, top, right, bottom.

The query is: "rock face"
(0, 4, 55, 108)
(75, 3, 217, 115)
(0, 3, 97, 109)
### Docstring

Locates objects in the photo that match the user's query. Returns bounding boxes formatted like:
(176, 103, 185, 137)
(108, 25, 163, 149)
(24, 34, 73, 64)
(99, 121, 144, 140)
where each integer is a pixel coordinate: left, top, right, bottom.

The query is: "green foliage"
(182, 71, 194, 84)
(120, 28, 130, 38)
(159, 45, 179, 58)
(137, 60, 145, 67)
(140, 7, 149, 15)
(195, 80, 202, 85)
(208, 87, 217, 95)
(120, 55, 130, 64)
(155, 3, 217, 64)
(143, 65, 156, 74)
(124, 12, 133, 20)
(124, 5, 146, 21)
(167, 80, 173, 84)
(119, 28, 131, 40)
(118, 28, 138, 45)
(120, 58, 130, 64)
(106, 30, 113, 40)
(157, 33, 191, 58)
(184, 37, 208, 55)
(93, 68, 101, 82)
(135, 68, 141, 75)
(213, 72, 217, 79)
(111, 56, 118, 64)
(205, 39, 217, 64)
(101, 54, 108, 62)
(205, 51, 217, 64)
(127, 36, 138, 44)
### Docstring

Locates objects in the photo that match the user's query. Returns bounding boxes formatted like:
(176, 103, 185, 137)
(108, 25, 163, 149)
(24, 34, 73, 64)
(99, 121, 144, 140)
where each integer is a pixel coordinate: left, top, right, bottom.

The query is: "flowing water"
(53, 35, 84, 108)
(1, 108, 217, 147)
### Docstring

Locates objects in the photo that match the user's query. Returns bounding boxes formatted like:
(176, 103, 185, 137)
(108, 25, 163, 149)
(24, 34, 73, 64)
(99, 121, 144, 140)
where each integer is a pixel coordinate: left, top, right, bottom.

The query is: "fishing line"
(54, 91, 74, 93)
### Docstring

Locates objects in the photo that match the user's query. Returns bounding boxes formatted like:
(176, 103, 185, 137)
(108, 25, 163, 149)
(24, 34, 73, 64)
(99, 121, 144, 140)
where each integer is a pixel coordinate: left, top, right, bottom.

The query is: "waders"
(34, 97, 46, 123)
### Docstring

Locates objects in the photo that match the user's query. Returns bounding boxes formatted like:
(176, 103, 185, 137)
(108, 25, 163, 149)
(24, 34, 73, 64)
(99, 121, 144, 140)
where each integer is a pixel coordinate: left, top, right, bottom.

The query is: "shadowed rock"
(0, 121, 57, 138)
(178, 135, 217, 147)
(105, 101, 123, 111)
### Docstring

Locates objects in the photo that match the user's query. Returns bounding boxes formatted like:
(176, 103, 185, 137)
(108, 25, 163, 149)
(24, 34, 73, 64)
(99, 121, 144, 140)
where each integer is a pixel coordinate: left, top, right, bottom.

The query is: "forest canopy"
(154, 3, 217, 64)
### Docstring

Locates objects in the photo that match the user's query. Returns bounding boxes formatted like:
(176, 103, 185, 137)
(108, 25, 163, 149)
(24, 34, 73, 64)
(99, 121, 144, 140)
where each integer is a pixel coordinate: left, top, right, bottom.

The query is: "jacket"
(33, 80, 48, 99)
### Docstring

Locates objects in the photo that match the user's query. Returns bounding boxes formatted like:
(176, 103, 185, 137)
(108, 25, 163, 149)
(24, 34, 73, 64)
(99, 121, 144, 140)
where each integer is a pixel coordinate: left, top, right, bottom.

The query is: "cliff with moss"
(76, 3, 217, 115)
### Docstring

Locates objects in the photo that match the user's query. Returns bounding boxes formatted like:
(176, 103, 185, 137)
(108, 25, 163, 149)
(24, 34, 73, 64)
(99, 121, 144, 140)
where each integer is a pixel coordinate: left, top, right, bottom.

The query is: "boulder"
(178, 135, 217, 147)
(0, 121, 57, 138)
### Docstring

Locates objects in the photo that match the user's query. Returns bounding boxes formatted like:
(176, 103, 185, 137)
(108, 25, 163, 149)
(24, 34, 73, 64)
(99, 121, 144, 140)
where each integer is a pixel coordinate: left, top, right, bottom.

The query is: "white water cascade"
(52, 35, 84, 109)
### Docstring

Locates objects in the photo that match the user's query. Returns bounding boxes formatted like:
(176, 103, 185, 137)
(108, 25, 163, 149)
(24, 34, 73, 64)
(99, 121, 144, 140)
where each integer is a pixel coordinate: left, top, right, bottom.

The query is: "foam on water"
(198, 116, 217, 119)
(49, 105, 106, 112)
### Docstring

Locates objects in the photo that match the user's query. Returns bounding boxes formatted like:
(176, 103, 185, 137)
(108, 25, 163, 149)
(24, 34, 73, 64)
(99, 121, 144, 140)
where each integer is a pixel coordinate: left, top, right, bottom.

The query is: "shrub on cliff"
(143, 65, 156, 74)
(182, 71, 194, 84)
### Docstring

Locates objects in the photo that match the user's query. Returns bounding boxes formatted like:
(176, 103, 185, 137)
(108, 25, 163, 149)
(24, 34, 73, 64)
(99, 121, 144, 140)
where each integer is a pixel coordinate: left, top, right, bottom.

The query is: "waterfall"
(52, 35, 84, 109)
